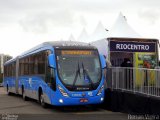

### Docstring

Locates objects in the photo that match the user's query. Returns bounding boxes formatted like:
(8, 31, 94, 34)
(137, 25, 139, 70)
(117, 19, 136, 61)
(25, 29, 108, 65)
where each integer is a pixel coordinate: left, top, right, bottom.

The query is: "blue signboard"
(110, 41, 156, 53)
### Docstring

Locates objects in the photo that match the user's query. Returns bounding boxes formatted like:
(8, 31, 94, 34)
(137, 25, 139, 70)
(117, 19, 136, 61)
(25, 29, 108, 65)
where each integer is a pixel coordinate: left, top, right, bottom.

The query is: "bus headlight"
(58, 85, 69, 97)
(97, 85, 104, 96)
(59, 99, 63, 103)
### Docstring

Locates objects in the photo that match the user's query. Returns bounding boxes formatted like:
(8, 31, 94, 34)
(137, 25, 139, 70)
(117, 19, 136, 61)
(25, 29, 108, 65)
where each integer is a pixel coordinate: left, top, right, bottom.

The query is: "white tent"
(107, 12, 141, 38)
(91, 13, 142, 58)
(77, 28, 89, 42)
(91, 21, 108, 41)
(68, 34, 76, 41)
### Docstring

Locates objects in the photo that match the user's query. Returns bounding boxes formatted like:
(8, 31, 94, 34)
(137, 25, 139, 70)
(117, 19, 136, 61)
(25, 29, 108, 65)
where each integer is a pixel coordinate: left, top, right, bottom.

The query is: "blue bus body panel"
(4, 77, 15, 88)
(18, 76, 53, 103)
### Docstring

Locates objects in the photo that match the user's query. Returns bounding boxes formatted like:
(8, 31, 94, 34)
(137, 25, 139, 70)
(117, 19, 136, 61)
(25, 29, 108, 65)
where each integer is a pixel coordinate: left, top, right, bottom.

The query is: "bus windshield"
(56, 49, 101, 90)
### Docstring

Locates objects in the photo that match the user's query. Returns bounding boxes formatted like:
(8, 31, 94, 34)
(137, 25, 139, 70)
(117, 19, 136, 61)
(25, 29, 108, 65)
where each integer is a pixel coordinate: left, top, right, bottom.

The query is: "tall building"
(0, 54, 12, 74)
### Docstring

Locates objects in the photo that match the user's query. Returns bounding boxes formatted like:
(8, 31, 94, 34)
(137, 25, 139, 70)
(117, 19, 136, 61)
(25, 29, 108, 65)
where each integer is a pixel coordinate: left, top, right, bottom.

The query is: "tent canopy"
(77, 28, 89, 42)
(91, 21, 107, 41)
(107, 12, 141, 38)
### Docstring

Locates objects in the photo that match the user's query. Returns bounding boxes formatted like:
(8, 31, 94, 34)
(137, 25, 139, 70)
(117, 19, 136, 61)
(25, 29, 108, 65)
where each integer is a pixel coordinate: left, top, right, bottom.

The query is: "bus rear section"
(3, 59, 17, 95)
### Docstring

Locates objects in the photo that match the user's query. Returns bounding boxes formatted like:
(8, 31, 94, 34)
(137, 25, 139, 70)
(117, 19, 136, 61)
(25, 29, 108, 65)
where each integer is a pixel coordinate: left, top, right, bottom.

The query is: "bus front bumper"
(52, 95, 104, 106)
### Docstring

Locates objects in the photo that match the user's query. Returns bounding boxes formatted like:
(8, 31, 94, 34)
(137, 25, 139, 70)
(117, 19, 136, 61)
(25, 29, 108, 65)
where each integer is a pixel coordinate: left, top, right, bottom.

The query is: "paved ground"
(0, 87, 128, 120)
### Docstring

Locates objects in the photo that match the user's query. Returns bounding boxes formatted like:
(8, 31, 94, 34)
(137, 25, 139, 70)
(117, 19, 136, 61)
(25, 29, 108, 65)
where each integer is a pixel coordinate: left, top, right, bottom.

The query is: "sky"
(0, 0, 160, 57)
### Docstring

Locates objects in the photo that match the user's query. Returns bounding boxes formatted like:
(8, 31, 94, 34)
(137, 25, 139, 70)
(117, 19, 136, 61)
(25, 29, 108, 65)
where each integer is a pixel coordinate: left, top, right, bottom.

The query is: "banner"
(110, 41, 156, 53)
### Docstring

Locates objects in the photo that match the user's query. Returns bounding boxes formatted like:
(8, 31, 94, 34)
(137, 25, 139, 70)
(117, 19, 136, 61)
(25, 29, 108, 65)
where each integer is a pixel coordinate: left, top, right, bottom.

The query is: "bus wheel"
(39, 92, 47, 108)
(7, 85, 11, 95)
(22, 87, 28, 101)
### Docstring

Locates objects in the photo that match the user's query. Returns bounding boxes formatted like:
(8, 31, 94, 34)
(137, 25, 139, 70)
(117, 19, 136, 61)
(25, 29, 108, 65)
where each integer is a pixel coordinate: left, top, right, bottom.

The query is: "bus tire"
(7, 85, 11, 95)
(39, 89, 47, 108)
(22, 86, 28, 101)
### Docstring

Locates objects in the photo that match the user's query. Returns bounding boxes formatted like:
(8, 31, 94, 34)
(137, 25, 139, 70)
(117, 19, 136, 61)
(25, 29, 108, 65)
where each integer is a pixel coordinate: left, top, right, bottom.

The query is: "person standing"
(121, 58, 133, 67)
(121, 58, 133, 89)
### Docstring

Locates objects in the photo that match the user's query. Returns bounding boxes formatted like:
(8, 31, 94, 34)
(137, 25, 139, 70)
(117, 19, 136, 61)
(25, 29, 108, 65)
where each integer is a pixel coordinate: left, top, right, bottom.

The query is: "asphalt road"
(0, 87, 128, 120)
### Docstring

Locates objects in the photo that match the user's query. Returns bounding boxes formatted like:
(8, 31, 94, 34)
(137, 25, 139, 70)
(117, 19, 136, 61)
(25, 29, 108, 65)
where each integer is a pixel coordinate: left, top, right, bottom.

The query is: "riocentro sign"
(110, 41, 156, 53)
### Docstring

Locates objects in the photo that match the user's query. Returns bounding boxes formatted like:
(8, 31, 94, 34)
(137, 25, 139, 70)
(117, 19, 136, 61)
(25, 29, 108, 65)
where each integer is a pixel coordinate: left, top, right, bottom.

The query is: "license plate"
(80, 98, 88, 103)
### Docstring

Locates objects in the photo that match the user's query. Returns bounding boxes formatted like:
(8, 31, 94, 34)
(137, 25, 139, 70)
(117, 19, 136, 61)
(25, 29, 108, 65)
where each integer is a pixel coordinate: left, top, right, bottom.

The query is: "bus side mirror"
(100, 54, 106, 69)
(48, 54, 56, 69)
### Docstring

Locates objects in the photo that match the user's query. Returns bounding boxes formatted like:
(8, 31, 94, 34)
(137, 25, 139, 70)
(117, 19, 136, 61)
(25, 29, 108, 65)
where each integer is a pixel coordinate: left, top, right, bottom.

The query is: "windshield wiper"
(72, 62, 81, 89)
(82, 62, 94, 89)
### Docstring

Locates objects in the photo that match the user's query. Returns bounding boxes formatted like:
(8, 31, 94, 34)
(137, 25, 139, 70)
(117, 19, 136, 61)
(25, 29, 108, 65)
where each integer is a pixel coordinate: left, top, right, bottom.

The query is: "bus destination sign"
(61, 50, 92, 55)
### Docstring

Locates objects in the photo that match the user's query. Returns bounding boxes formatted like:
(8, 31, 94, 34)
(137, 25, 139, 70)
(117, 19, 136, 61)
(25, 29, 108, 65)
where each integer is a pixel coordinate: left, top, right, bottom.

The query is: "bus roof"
(20, 41, 96, 55)
(4, 41, 96, 65)
(45, 41, 95, 48)
(4, 57, 17, 65)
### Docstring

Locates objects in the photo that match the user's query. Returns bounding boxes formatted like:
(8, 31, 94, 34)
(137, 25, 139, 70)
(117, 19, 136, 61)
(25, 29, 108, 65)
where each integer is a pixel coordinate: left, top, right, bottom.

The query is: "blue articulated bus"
(3, 41, 106, 107)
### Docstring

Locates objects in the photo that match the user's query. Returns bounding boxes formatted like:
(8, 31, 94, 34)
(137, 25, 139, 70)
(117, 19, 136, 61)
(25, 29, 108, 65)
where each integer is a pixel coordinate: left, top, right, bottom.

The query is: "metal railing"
(106, 67, 160, 97)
